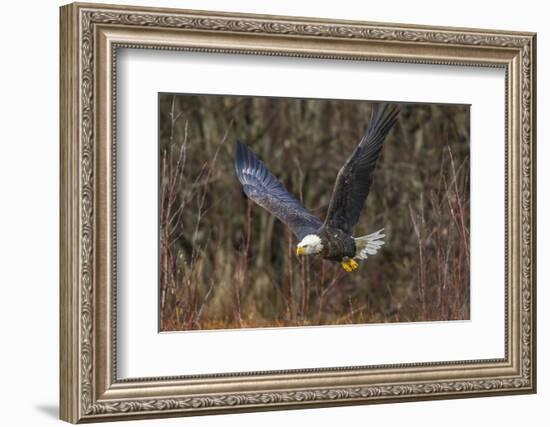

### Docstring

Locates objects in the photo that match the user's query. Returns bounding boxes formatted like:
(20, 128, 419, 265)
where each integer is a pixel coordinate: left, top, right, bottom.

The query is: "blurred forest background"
(158, 94, 470, 331)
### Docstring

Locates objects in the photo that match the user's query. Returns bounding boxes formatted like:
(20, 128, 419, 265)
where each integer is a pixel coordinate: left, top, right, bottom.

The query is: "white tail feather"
(353, 228, 385, 261)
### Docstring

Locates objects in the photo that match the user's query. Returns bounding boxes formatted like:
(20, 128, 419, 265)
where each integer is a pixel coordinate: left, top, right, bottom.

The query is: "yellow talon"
(341, 262, 351, 272)
(341, 259, 359, 272)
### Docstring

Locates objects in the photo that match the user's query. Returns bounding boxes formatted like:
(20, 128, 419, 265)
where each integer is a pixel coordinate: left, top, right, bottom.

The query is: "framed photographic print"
(60, 2, 537, 423)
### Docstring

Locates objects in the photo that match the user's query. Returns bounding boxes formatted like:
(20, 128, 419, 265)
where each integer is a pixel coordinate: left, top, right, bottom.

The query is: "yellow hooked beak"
(296, 246, 305, 256)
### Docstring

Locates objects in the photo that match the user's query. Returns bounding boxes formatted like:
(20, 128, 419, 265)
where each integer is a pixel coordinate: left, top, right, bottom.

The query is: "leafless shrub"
(408, 146, 470, 321)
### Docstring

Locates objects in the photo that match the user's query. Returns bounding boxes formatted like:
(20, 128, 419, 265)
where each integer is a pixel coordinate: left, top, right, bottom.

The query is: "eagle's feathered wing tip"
(234, 140, 241, 173)
(371, 102, 400, 122)
(361, 103, 400, 148)
(234, 140, 245, 170)
(234, 140, 254, 184)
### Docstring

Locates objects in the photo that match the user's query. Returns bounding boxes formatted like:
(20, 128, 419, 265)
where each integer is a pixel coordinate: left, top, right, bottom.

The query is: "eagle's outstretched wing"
(234, 141, 322, 240)
(324, 103, 399, 234)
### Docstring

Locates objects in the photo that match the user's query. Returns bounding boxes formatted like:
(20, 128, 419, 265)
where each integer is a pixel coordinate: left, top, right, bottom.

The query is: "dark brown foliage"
(159, 94, 470, 331)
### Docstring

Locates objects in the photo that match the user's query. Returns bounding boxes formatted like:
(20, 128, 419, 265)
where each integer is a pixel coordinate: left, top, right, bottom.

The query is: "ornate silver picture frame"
(60, 2, 536, 423)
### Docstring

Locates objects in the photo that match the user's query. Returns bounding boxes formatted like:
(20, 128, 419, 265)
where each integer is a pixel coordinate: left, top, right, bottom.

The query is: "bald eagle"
(234, 103, 399, 272)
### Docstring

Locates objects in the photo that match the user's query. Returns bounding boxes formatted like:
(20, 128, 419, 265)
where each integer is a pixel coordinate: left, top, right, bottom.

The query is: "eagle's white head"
(296, 234, 323, 256)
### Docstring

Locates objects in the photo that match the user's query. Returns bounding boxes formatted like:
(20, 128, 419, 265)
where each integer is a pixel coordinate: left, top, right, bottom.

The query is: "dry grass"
(158, 94, 470, 331)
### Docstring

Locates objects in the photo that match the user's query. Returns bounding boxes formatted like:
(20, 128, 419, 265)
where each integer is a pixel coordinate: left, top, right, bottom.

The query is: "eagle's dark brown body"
(318, 227, 356, 261)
